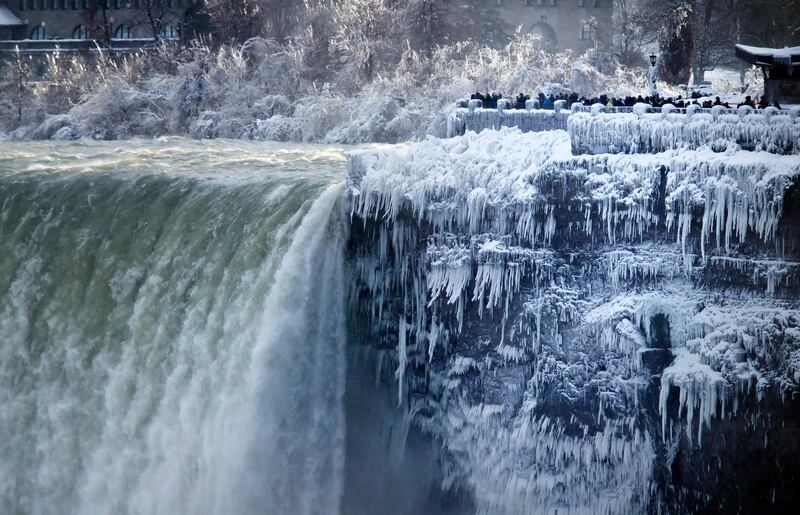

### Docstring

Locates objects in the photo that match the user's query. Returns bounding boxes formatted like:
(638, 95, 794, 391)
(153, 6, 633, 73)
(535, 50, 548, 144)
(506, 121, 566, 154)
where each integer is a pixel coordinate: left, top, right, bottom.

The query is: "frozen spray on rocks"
(347, 125, 800, 513)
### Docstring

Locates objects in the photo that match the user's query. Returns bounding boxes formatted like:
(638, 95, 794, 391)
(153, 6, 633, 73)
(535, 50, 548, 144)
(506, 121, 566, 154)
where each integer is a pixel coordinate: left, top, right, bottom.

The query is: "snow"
(735, 44, 800, 58)
(0, 6, 25, 26)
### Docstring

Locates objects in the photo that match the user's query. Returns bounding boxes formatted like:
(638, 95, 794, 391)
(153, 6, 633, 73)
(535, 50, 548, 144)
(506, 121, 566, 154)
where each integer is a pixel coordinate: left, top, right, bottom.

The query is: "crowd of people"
(469, 90, 783, 111)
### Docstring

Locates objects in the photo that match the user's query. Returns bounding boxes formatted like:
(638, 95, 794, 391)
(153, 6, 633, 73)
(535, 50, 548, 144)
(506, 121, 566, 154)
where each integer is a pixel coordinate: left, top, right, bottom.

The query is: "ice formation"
(569, 109, 800, 155)
(448, 107, 569, 137)
(347, 125, 800, 513)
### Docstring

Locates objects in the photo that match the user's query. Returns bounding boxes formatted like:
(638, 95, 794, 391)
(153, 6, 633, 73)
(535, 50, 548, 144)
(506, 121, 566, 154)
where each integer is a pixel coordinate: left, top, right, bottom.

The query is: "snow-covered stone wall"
(346, 127, 800, 514)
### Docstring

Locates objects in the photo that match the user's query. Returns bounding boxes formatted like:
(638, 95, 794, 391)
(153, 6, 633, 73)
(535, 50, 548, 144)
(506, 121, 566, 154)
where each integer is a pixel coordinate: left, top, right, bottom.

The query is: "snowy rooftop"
(0, 5, 25, 27)
(735, 44, 800, 66)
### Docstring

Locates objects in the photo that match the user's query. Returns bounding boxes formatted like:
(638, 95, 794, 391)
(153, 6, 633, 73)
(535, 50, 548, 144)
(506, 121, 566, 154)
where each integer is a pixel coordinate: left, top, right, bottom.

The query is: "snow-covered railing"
(0, 38, 177, 54)
(448, 99, 800, 147)
(569, 103, 800, 155)
(568, 104, 796, 116)
(447, 99, 569, 137)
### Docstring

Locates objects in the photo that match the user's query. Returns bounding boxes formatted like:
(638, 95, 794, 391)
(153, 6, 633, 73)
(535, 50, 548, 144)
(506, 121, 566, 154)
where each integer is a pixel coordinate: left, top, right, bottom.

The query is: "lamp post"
(649, 53, 658, 98)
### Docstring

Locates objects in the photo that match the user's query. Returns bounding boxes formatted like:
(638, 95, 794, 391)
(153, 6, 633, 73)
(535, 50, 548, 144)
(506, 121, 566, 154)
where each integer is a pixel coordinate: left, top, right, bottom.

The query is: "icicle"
(395, 318, 407, 407)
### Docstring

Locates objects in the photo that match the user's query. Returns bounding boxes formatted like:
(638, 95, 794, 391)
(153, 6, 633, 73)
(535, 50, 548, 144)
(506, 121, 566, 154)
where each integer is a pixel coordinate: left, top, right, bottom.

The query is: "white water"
(0, 139, 348, 515)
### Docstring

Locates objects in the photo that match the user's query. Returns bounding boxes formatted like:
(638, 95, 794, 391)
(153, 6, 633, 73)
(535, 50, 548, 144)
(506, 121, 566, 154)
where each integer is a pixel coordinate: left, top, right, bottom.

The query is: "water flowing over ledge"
(0, 140, 349, 515)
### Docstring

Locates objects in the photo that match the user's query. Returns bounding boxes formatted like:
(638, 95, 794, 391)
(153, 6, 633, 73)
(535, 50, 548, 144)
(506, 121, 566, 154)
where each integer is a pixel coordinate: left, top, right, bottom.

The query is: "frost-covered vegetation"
(1, 34, 584, 142)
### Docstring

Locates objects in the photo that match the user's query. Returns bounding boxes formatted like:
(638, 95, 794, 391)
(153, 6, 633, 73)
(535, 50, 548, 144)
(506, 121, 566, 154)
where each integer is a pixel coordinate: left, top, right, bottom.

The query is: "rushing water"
(0, 139, 351, 515)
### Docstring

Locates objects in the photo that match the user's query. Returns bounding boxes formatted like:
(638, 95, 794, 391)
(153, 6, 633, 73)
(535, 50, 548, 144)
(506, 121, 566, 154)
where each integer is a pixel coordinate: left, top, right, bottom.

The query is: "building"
(0, 0, 184, 50)
(0, 4, 26, 39)
(736, 44, 800, 105)
(445, 0, 613, 53)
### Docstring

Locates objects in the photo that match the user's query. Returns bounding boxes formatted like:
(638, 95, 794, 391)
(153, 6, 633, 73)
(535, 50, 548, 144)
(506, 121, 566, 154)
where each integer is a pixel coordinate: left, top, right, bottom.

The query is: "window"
(53, 0, 62, 9)
(114, 24, 132, 39)
(72, 25, 89, 39)
(19, 0, 26, 10)
(159, 23, 176, 39)
(30, 24, 47, 40)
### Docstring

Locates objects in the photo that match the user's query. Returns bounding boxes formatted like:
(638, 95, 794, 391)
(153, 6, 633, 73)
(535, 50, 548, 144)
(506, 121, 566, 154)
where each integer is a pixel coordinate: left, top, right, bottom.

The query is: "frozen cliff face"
(346, 127, 800, 513)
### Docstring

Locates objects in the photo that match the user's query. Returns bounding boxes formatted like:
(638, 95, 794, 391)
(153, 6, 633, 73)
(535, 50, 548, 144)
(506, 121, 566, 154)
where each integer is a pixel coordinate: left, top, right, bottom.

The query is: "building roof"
(0, 5, 26, 27)
(735, 44, 800, 68)
(0, 5, 25, 27)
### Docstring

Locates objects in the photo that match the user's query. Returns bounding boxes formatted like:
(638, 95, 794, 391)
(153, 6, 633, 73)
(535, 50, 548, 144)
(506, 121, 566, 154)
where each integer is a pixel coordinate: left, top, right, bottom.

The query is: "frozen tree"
(610, 0, 652, 67)
(10, 48, 32, 124)
(83, 0, 114, 44)
(259, 0, 304, 43)
(446, 0, 510, 47)
(289, 0, 337, 82)
(657, 1, 695, 85)
(329, 0, 405, 84)
(690, 0, 737, 84)
(405, 0, 449, 54)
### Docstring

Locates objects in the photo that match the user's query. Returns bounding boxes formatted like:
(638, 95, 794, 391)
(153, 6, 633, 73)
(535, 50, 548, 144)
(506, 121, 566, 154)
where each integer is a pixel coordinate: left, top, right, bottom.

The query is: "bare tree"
(735, 0, 800, 48)
(610, 0, 652, 67)
(691, 0, 737, 83)
(204, 0, 265, 44)
(84, 0, 113, 44)
(405, 0, 449, 55)
(12, 47, 32, 123)
(330, 0, 405, 83)
(260, 0, 302, 43)
(658, 1, 694, 84)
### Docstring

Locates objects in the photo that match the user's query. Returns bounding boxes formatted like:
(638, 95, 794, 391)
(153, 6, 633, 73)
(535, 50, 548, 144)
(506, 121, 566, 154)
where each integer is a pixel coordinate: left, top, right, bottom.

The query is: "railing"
(568, 102, 800, 155)
(454, 99, 800, 118)
(569, 102, 799, 119)
(0, 38, 178, 54)
(449, 98, 800, 138)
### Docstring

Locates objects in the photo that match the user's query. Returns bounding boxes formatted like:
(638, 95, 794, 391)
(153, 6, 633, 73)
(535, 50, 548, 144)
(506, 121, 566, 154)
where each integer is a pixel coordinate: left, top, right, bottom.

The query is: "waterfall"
(0, 140, 348, 515)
